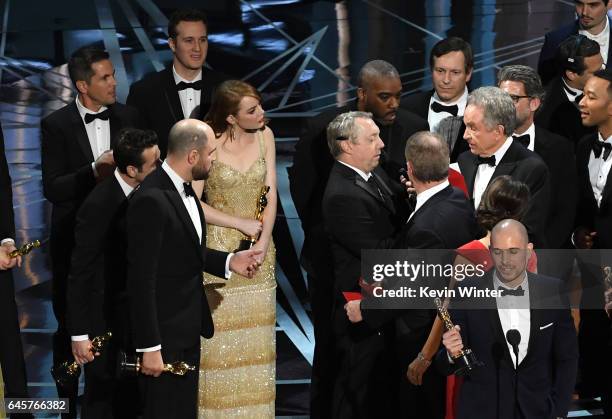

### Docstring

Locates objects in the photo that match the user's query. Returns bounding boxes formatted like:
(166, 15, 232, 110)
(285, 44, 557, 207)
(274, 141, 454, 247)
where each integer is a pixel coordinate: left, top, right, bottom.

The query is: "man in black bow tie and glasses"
(41, 46, 141, 417)
(401, 37, 473, 161)
(127, 9, 228, 158)
(498, 65, 577, 252)
(457, 86, 551, 249)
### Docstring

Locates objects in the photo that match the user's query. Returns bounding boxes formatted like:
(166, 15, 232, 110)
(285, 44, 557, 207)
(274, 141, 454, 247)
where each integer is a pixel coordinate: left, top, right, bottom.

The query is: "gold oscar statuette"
(434, 298, 482, 376)
(51, 332, 112, 385)
(9, 240, 41, 258)
(118, 351, 196, 377)
(235, 185, 270, 252)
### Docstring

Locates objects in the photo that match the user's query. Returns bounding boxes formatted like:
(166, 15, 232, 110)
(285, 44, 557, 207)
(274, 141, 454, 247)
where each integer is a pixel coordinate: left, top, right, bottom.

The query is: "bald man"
(438, 220, 577, 419)
(126, 119, 262, 419)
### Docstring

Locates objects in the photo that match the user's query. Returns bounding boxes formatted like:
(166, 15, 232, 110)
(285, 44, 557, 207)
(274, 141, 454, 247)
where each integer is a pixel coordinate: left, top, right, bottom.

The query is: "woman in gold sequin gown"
(0, 367, 5, 418)
(193, 80, 276, 418)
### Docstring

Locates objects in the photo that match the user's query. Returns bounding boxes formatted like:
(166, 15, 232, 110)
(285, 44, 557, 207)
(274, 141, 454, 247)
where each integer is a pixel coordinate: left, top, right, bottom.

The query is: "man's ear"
(187, 149, 198, 165)
(168, 37, 176, 53)
(126, 165, 138, 178)
(528, 97, 541, 113)
(465, 67, 473, 83)
(357, 87, 366, 103)
(75, 80, 88, 95)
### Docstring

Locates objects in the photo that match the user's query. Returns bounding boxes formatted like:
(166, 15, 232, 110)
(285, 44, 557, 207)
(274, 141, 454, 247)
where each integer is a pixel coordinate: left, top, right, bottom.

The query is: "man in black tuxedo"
(322, 111, 404, 418)
(536, 35, 602, 147)
(439, 220, 578, 419)
(401, 37, 472, 161)
(498, 65, 577, 252)
(573, 68, 612, 414)
(41, 46, 140, 416)
(345, 131, 479, 419)
(127, 9, 228, 158)
(126, 119, 261, 419)
(458, 86, 551, 249)
(288, 59, 424, 417)
(0, 123, 32, 419)
(538, 0, 611, 86)
(66, 129, 160, 418)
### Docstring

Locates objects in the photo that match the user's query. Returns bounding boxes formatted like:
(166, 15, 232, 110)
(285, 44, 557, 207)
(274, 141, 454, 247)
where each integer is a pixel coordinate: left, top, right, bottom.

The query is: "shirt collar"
(598, 131, 612, 144)
(432, 87, 469, 115)
(113, 168, 135, 197)
(414, 180, 450, 213)
(338, 160, 371, 182)
(75, 95, 108, 120)
(561, 78, 582, 102)
(493, 270, 529, 293)
(482, 137, 513, 164)
(172, 65, 202, 84)
(162, 160, 190, 197)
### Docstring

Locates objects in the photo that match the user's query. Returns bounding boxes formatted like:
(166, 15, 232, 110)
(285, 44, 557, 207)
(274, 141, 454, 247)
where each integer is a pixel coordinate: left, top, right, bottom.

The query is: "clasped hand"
(230, 248, 263, 278)
(0, 243, 21, 270)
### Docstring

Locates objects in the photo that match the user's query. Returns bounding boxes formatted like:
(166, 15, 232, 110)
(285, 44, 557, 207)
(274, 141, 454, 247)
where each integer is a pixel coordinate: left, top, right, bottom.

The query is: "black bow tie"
(84, 109, 111, 124)
(593, 140, 612, 160)
(431, 101, 459, 116)
(477, 155, 496, 166)
(512, 134, 530, 148)
(176, 80, 203, 91)
(498, 286, 525, 297)
(183, 182, 196, 198)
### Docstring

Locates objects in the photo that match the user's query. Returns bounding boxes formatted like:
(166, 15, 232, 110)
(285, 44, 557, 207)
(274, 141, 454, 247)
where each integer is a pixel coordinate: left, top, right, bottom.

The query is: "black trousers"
(138, 344, 200, 419)
(0, 269, 32, 419)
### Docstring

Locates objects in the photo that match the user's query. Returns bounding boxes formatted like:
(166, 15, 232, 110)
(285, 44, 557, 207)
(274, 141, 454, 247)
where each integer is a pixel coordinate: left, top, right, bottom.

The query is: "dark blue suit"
(436, 273, 578, 419)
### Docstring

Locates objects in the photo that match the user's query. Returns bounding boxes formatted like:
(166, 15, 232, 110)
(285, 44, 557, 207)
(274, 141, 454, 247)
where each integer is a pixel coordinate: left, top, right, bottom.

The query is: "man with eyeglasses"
(498, 65, 577, 253)
(539, 0, 612, 86)
(574, 68, 612, 415)
(536, 35, 602, 147)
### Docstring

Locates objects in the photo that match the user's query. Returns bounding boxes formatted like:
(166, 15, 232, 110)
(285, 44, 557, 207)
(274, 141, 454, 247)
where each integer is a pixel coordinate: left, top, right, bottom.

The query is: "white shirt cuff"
(225, 253, 233, 279)
(1, 238, 15, 246)
(71, 335, 89, 342)
(136, 345, 161, 352)
(91, 162, 99, 178)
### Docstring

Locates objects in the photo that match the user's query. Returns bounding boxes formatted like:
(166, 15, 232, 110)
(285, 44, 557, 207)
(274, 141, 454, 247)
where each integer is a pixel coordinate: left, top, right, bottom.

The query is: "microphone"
(506, 329, 521, 419)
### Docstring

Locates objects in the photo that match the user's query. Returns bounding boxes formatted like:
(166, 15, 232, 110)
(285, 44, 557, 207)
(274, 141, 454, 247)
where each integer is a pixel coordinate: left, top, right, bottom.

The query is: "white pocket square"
(539, 322, 554, 330)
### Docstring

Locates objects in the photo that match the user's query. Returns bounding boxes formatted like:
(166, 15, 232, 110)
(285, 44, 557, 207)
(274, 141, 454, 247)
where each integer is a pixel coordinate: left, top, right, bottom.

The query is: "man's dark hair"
(114, 128, 158, 174)
(593, 68, 612, 98)
(557, 34, 600, 75)
(68, 47, 109, 88)
(574, 0, 609, 6)
(429, 37, 474, 72)
(497, 65, 545, 101)
(168, 9, 208, 39)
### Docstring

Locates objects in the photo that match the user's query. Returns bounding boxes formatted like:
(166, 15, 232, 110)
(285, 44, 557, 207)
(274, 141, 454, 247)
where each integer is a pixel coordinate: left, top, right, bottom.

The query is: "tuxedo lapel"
(522, 277, 541, 368)
(69, 102, 95, 162)
(492, 143, 519, 178)
(355, 176, 384, 205)
(483, 275, 514, 365)
(165, 190, 203, 258)
(163, 67, 185, 122)
(462, 154, 478, 198)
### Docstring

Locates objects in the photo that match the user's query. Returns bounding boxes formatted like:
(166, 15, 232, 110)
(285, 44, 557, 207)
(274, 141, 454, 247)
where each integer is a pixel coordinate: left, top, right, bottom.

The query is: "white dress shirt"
(407, 180, 450, 222)
(428, 87, 468, 132)
(75, 95, 110, 161)
(494, 272, 530, 367)
(173, 65, 202, 119)
(580, 16, 610, 65)
(588, 132, 612, 207)
(137, 161, 232, 353)
(561, 78, 583, 104)
(513, 123, 536, 152)
(473, 137, 514, 208)
(71, 169, 135, 343)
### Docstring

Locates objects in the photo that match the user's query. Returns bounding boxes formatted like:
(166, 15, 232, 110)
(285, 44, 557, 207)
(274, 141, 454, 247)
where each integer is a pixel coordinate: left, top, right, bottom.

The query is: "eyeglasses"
(508, 94, 531, 103)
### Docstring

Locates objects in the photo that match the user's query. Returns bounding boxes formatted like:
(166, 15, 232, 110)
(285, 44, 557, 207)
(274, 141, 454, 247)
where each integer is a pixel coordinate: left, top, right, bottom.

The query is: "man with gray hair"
(288, 60, 425, 416)
(126, 119, 261, 418)
(322, 111, 403, 418)
(458, 86, 551, 248)
(498, 64, 577, 250)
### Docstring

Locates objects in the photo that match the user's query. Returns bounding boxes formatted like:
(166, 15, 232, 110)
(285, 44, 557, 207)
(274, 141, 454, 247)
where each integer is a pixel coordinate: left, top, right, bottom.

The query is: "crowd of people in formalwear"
(0, 2, 612, 419)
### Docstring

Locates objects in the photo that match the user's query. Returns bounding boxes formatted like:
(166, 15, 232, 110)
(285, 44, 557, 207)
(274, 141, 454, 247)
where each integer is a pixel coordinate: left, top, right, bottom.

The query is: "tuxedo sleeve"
(41, 117, 96, 203)
(522, 160, 551, 249)
(551, 296, 579, 417)
(203, 248, 228, 278)
(66, 193, 111, 336)
(126, 83, 152, 131)
(0, 125, 15, 240)
(324, 193, 395, 258)
(127, 191, 164, 349)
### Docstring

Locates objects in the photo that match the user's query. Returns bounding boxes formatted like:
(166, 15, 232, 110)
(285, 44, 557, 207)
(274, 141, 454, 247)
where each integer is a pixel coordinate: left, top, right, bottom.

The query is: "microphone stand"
(506, 329, 521, 419)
